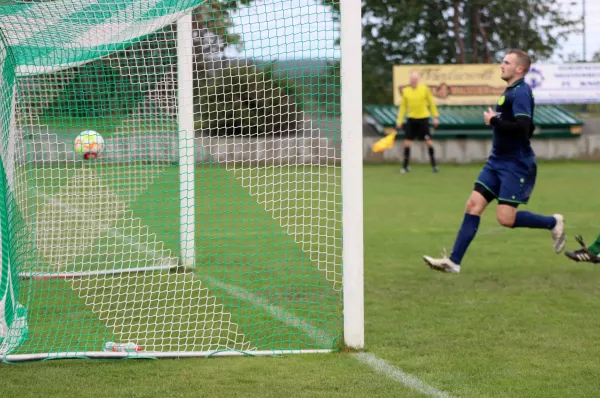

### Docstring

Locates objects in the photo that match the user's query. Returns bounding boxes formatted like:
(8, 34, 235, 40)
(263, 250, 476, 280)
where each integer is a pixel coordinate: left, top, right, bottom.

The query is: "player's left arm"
(490, 89, 532, 137)
(426, 87, 440, 127)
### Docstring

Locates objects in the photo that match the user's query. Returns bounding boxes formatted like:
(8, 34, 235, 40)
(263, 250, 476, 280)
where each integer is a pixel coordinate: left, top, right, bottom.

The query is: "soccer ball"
(74, 130, 104, 159)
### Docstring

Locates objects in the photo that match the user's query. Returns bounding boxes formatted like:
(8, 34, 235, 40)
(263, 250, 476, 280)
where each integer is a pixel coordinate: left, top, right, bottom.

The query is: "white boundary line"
(201, 276, 335, 348)
(354, 352, 455, 398)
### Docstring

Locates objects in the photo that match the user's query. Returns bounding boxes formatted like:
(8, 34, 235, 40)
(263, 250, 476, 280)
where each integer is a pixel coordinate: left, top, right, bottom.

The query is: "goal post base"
(169, 261, 195, 274)
(17, 264, 181, 280)
(4, 349, 334, 362)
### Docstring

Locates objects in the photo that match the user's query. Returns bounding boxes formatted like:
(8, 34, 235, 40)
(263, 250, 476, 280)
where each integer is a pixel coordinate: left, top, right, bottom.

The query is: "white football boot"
(423, 249, 460, 273)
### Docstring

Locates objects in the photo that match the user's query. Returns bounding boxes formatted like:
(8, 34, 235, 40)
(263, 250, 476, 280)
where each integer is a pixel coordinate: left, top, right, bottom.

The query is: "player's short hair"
(506, 49, 531, 74)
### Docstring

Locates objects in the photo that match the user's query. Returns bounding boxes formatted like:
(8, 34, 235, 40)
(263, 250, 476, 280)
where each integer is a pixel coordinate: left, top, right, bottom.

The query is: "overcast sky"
(226, 0, 600, 61)
(553, 0, 600, 61)
(225, 0, 339, 59)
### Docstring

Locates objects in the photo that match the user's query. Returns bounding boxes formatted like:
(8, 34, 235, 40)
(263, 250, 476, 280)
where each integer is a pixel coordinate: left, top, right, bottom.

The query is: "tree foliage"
(361, 0, 582, 104)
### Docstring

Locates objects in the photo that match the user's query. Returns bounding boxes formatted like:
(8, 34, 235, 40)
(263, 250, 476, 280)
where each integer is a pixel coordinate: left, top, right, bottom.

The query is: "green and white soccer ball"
(74, 130, 104, 159)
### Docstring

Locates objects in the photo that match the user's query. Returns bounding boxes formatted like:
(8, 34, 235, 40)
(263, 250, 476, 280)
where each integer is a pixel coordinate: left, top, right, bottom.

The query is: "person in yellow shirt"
(396, 72, 440, 173)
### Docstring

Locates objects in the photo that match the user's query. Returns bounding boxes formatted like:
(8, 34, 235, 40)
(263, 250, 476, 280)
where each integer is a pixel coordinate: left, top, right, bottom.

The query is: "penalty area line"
(353, 352, 455, 398)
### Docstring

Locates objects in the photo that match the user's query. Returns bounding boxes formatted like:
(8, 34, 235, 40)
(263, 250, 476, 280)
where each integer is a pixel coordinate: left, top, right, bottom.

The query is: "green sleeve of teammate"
(589, 234, 600, 256)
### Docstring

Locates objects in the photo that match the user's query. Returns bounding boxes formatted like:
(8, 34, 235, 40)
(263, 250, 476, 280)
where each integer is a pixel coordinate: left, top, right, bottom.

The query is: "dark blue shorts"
(475, 159, 537, 206)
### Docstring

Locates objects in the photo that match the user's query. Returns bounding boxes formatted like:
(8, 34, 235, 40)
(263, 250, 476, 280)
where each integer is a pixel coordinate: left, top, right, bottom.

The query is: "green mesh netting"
(0, 0, 342, 361)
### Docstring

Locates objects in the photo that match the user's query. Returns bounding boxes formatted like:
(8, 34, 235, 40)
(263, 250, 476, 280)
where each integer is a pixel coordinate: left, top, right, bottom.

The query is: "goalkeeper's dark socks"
(403, 147, 411, 169)
(513, 211, 556, 229)
(449, 213, 480, 265)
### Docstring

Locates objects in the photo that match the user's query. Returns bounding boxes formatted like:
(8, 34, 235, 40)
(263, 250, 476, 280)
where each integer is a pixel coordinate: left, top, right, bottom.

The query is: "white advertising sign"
(526, 63, 600, 104)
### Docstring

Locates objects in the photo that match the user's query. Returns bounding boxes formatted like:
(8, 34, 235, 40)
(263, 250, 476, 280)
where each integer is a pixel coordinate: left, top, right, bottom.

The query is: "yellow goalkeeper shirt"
(396, 84, 439, 124)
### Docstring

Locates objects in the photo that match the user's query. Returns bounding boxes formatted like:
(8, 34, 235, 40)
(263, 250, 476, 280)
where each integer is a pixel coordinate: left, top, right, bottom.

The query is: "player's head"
(409, 72, 420, 88)
(501, 49, 531, 83)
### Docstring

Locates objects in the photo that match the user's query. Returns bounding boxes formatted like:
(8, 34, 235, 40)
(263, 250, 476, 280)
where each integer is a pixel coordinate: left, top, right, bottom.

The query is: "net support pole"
(7, 86, 16, 190)
(340, 0, 364, 349)
(177, 13, 195, 268)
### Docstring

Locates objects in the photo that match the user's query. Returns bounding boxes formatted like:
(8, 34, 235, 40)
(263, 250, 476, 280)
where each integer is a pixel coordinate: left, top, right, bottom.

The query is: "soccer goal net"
(0, 0, 362, 361)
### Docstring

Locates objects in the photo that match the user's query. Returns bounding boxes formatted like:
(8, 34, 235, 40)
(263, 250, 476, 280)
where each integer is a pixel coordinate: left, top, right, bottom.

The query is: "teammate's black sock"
(403, 147, 411, 169)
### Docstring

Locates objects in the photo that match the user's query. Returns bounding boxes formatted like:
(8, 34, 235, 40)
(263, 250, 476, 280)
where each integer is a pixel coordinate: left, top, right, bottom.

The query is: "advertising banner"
(525, 63, 600, 104)
(393, 63, 600, 105)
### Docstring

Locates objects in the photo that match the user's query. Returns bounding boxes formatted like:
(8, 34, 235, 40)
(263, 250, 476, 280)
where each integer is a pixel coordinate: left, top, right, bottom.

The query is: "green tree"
(361, 0, 582, 105)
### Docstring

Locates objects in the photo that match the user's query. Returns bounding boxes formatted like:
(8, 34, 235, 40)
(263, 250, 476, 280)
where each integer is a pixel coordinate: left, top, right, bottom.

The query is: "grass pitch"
(2, 161, 600, 398)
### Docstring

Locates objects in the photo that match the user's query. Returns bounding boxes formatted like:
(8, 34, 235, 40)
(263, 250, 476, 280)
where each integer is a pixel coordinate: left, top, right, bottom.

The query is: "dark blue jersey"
(491, 78, 535, 160)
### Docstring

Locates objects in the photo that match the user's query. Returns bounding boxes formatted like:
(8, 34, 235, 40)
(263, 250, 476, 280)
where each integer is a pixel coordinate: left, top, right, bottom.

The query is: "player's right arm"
(396, 88, 407, 130)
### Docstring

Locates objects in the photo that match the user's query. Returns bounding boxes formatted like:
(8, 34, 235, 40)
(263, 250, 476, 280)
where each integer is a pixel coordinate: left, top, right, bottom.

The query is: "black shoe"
(432, 166, 439, 173)
(565, 235, 600, 263)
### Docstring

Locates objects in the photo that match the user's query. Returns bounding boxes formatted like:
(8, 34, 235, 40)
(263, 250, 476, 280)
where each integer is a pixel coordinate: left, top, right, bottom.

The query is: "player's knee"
(496, 210, 516, 228)
(465, 196, 485, 215)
